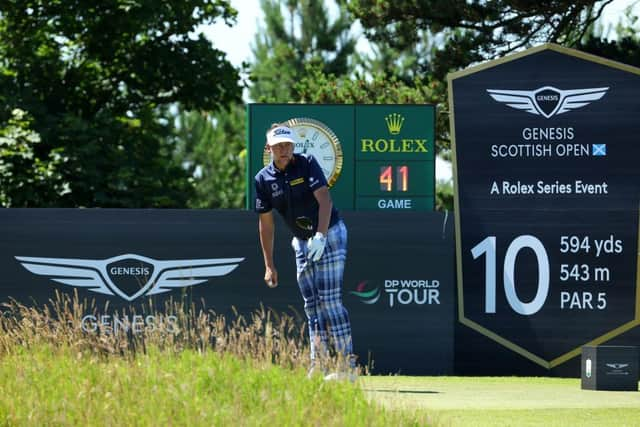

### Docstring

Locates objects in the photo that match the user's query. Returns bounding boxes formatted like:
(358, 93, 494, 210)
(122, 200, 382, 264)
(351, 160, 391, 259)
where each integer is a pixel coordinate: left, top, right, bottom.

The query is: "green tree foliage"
(172, 104, 246, 208)
(348, 0, 614, 80)
(578, 35, 640, 67)
(250, 0, 357, 101)
(0, 109, 67, 206)
(354, 28, 441, 84)
(0, 0, 242, 207)
(296, 65, 447, 148)
(296, 67, 436, 103)
(577, 4, 640, 68)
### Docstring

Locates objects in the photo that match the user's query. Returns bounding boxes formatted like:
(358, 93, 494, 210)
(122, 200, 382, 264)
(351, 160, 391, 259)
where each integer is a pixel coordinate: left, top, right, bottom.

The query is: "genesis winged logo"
(15, 254, 244, 301)
(486, 86, 609, 118)
(606, 363, 629, 370)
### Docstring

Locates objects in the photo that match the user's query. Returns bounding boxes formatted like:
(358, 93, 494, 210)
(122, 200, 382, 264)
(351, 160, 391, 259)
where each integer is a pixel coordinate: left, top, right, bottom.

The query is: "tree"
(577, 3, 640, 68)
(578, 35, 640, 67)
(0, 0, 243, 207)
(354, 28, 439, 84)
(250, 0, 358, 101)
(172, 104, 246, 209)
(349, 1, 615, 80)
(0, 109, 67, 206)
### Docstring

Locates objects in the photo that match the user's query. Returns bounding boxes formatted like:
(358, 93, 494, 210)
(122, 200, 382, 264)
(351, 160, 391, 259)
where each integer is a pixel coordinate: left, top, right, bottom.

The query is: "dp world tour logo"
(487, 86, 609, 118)
(351, 279, 442, 307)
(349, 281, 380, 304)
(15, 254, 244, 301)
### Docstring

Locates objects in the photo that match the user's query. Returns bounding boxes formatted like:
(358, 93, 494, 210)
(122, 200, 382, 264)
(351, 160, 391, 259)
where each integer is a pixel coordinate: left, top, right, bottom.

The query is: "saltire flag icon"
(592, 144, 606, 156)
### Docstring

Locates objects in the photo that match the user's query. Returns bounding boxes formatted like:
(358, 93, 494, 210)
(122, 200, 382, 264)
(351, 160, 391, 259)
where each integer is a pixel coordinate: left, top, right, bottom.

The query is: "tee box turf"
(581, 345, 639, 391)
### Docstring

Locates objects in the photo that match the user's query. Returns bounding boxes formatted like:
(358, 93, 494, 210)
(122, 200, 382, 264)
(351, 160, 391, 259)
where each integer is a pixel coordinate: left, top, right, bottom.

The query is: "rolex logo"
(385, 113, 404, 135)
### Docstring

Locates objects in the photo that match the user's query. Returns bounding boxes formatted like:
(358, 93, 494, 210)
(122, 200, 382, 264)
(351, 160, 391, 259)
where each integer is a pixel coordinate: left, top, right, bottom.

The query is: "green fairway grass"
(362, 376, 640, 426)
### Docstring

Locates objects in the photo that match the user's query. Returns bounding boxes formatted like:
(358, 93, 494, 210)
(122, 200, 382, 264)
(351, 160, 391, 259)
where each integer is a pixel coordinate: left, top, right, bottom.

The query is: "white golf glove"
(307, 232, 327, 262)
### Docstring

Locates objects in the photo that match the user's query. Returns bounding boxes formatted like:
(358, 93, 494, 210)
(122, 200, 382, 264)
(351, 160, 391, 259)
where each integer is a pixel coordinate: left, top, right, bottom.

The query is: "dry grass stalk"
(0, 290, 322, 371)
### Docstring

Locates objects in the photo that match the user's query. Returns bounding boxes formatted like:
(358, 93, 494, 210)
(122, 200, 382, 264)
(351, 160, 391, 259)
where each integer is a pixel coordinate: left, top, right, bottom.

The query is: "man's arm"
(313, 186, 332, 236)
(258, 211, 278, 287)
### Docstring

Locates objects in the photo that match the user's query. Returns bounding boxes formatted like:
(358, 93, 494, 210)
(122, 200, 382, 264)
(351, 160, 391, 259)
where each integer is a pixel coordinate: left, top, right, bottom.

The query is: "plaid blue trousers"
(292, 220, 354, 365)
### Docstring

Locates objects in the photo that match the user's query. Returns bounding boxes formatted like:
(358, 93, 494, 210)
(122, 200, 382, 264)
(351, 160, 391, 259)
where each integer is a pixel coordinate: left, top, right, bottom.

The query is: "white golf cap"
(266, 125, 297, 146)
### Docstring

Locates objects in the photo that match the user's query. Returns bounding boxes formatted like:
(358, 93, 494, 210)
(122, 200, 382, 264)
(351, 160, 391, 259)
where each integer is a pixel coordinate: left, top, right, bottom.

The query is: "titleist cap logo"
(267, 125, 297, 145)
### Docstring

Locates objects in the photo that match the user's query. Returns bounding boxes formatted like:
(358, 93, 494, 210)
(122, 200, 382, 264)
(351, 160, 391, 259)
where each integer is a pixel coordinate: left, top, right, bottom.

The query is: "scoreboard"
(246, 104, 435, 211)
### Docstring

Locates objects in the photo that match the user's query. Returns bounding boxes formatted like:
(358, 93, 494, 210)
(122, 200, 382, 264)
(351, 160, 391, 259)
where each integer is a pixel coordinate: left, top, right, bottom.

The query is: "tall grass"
(0, 292, 428, 426)
(0, 291, 311, 367)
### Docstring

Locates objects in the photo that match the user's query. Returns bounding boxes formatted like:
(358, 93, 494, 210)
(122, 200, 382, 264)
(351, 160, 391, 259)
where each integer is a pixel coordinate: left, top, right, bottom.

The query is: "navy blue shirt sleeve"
(254, 175, 272, 213)
(306, 155, 328, 192)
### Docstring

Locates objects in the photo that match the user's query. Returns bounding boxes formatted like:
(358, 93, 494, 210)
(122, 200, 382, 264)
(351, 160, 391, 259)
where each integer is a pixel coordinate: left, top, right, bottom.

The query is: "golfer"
(254, 123, 355, 379)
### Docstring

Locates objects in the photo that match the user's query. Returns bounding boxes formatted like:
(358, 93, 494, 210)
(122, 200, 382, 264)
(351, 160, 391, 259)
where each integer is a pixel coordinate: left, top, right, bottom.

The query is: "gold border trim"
(448, 72, 465, 322)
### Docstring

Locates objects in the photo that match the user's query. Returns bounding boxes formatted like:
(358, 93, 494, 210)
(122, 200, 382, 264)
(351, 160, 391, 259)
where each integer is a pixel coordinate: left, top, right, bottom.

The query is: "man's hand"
(264, 266, 278, 288)
(307, 232, 327, 262)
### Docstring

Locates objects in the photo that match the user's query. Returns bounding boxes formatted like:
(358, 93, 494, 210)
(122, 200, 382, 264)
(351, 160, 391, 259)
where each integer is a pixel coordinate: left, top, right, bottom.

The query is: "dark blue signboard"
(449, 44, 640, 370)
(0, 209, 454, 375)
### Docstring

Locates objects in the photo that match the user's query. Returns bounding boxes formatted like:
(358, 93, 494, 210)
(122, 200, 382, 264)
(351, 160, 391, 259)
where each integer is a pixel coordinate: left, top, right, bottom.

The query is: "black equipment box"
(581, 346, 639, 391)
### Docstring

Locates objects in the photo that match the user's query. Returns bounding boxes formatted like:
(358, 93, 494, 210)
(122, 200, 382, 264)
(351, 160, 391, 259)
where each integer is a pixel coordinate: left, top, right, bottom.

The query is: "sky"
(201, 0, 640, 181)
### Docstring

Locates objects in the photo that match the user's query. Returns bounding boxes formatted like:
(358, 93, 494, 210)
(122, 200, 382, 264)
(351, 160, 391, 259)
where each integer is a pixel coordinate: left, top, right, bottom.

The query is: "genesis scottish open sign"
(449, 44, 640, 369)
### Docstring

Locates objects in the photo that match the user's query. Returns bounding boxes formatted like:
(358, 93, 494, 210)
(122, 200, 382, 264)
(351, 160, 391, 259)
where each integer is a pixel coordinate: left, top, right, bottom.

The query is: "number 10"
(471, 235, 550, 315)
